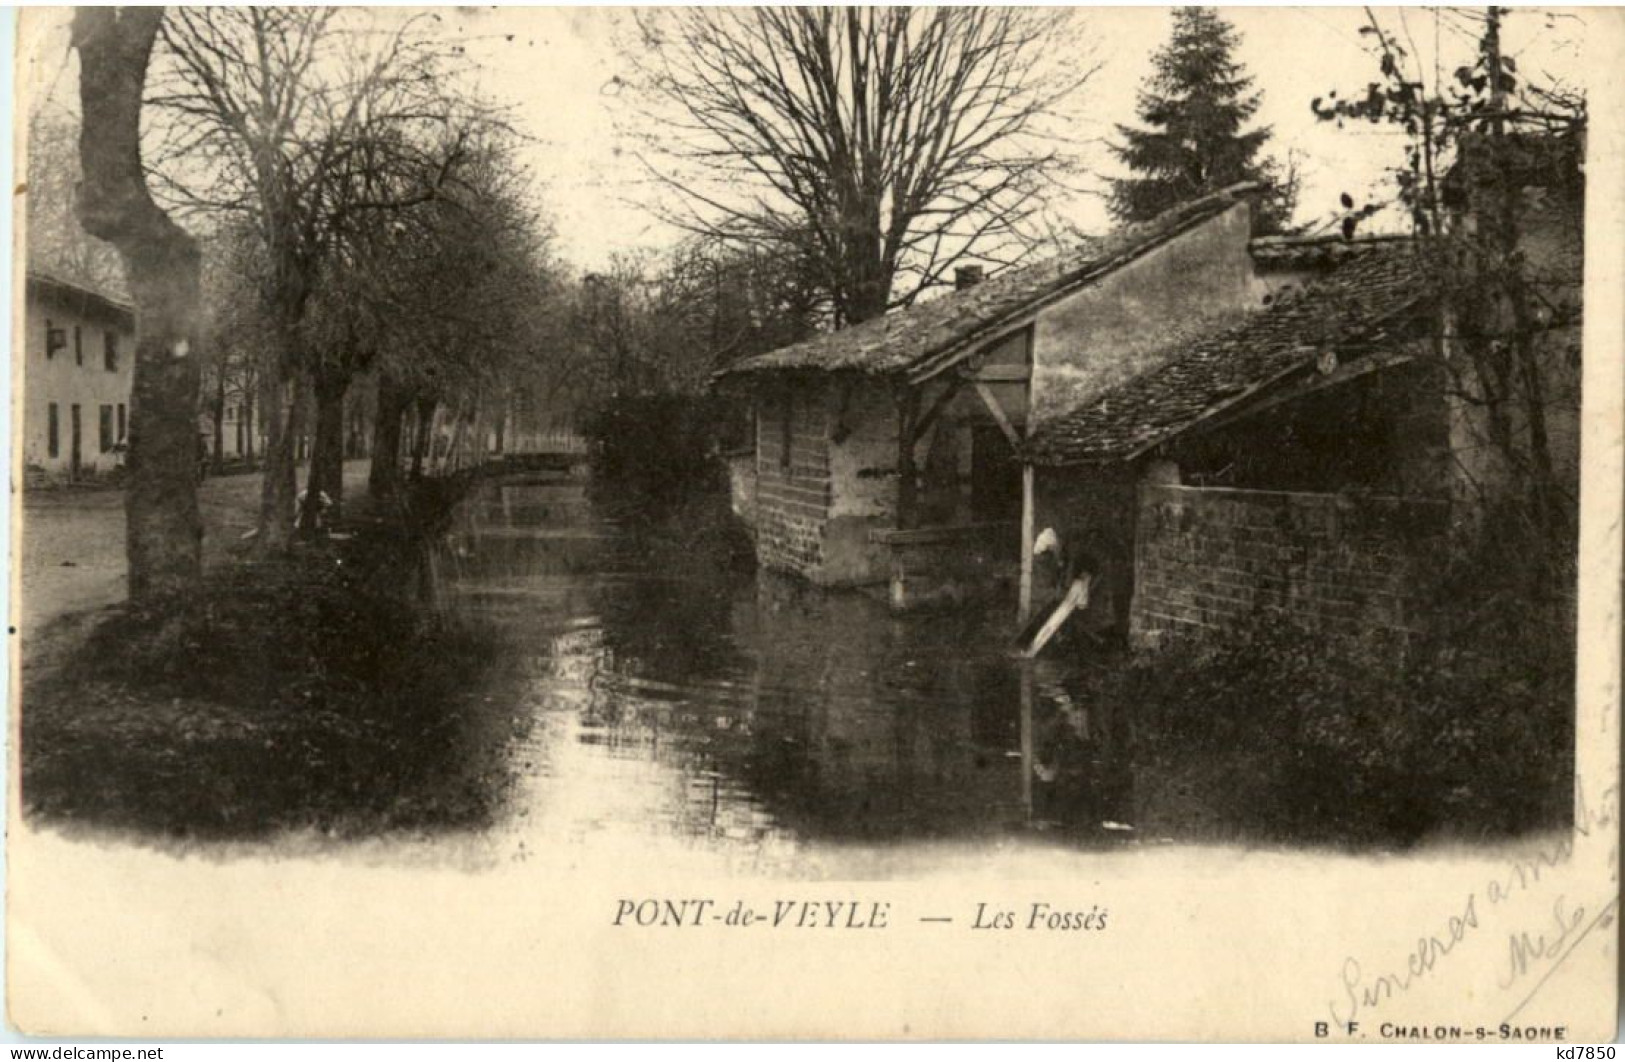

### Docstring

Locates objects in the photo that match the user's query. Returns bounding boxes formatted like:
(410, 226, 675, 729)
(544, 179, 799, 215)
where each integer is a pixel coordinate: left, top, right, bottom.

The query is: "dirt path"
(16, 460, 372, 640)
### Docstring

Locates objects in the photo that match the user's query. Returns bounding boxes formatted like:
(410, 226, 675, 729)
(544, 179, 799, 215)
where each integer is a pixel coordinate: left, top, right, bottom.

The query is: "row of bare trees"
(69, 7, 559, 602)
(62, 5, 1117, 605)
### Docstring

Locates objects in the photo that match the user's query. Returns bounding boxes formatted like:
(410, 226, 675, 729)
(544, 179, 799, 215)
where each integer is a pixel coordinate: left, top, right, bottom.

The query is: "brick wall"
(1130, 484, 1448, 644)
(755, 387, 833, 578)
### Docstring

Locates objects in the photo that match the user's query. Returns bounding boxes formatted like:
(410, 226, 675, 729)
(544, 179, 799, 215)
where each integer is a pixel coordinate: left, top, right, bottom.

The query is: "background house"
(20, 270, 136, 481)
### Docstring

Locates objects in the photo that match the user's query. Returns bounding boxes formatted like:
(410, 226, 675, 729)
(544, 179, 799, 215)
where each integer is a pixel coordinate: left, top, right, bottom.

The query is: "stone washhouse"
(717, 154, 1581, 647)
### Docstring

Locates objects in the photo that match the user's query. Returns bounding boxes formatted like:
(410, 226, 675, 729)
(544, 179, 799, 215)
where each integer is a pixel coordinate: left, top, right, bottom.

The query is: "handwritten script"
(1328, 775, 1618, 1030)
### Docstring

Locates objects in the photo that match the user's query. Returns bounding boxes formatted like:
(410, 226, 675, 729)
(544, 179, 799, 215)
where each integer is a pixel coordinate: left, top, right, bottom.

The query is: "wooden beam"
(1145, 350, 1416, 458)
(973, 380, 1021, 447)
(1019, 463, 1035, 623)
(910, 376, 966, 444)
(1019, 575, 1092, 658)
(965, 364, 1030, 383)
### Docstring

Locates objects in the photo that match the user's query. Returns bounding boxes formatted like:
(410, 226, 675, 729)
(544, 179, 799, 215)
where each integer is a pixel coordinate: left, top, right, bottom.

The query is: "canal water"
(434, 474, 1139, 873)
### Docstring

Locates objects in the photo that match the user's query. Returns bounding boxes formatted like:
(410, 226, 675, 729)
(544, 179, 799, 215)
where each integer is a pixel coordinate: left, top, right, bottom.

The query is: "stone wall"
(823, 384, 899, 585)
(755, 384, 833, 579)
(1130, 484, 1449, 644)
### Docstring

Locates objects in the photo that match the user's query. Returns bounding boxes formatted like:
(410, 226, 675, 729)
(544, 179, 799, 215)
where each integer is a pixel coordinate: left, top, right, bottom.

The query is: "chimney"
(954, 264, 985, 291)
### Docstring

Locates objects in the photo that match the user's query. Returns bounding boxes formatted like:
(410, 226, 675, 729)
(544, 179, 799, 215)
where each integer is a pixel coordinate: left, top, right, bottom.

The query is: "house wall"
(823, 384, 899, 584)
(1029, 202, 1269, 421)
(1129, 483, 1449, 645)
(22, 291, 135, 477)
(755, 380, 835, 580)
(752, 380, 912, 587)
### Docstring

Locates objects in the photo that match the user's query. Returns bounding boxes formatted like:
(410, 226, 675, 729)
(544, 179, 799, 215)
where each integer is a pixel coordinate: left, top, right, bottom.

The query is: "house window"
(74, 325, 83, 366)
(104, 331, 119, 371)
(117, 403, 127, 443)
(47, 403, 59, 458)
(99, 405, 114, 453)
(45, 320, 64, 359)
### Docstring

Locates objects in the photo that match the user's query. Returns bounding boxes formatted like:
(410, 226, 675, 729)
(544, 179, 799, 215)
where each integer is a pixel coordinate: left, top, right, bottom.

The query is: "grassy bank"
(20, 480, 529, 842)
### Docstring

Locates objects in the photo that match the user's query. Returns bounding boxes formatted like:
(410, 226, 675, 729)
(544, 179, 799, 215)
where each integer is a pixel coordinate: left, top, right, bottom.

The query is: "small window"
(45, 320, 64, 359)
(117, 403, 127, 443)
(104, 331, 119, 372)
(99, 405, 114, 453)
(74, 325, 83, 366)
(47, 403, 59, 458)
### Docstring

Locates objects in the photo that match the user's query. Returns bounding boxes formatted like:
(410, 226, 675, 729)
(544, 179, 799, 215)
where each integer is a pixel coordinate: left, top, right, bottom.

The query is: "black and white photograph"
(6, 4, 1620, 1042)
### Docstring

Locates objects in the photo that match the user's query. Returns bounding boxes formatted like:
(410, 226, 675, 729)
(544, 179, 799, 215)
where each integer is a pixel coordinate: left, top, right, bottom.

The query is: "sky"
(444, 5, 1592, 270)
(17, 6, 1596, 274)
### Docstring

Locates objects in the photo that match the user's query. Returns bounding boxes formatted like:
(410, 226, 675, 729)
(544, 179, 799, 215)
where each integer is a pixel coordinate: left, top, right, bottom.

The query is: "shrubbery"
(1109, 518, 1576, 848)
(21, 489, 527, 840)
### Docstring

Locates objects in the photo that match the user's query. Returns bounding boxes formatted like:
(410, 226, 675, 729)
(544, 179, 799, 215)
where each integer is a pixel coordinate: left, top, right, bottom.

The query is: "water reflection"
(438, 477, 1135, 861)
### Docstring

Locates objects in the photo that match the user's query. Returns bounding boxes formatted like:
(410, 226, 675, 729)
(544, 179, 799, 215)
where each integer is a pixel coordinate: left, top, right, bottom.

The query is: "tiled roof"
(1024, 242, 1431, 466)
(719, 183, 1260, 380)
(1248, 232, 1413, 272)
(26, 267, 136, 326)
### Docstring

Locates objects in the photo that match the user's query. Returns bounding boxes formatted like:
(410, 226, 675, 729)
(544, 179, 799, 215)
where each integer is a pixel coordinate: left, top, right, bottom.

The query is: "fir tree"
(1110, 7, 1293, 233)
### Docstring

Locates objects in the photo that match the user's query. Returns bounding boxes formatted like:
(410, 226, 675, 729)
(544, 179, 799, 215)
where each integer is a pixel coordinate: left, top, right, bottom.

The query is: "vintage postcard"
(6, 5, 1620, 1041)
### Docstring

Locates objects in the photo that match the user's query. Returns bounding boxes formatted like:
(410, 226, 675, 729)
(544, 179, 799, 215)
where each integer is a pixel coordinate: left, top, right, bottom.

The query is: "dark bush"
(582, 393, 739, 510)
(1101, 486, 1577, 849)
(21, 490, 528, 840)
(1111, 610, 1572, 848)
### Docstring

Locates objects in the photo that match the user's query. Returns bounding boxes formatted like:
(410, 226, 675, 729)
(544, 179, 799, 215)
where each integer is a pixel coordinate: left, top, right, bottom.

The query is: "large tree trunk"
(444, 402, 469, 473)
(307, 371, 348, 523)
(211, 359, 227, 473)
(256, 364, 303, 550)
(243, 386, 255, 463)
(368, 372, 409, 499)
(72, 8, 204, 603)
(410, 397, 436, 480)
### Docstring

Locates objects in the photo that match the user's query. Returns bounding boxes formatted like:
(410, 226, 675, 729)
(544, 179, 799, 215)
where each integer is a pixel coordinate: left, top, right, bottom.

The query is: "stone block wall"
(1130, 484, 1449, 644)
(755, 387, 833, 579)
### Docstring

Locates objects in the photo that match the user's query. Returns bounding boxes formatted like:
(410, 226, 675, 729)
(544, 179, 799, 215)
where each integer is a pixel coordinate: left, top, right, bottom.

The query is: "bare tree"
(25, 107, 126, 289)
(351, 141, 557, 495)
(71, 7, 204, 603)
(628, 7, 1098, 325)
(147, 8, 480, 545)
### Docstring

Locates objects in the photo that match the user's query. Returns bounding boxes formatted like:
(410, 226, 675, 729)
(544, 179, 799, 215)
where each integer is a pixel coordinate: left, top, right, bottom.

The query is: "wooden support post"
(1019, 462, 1035, 623)
(1019, 661, 1035, 823)
(896, 386, 920, 530)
